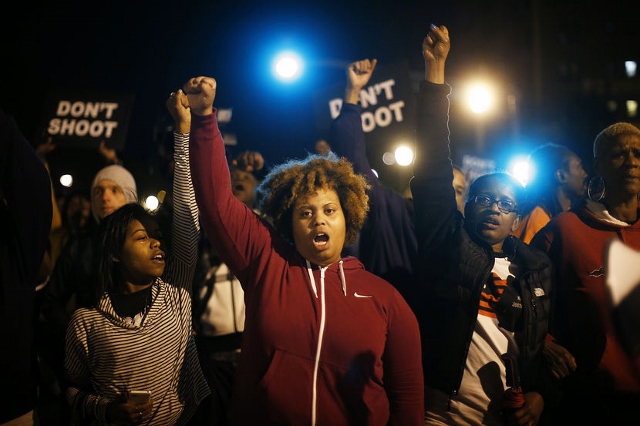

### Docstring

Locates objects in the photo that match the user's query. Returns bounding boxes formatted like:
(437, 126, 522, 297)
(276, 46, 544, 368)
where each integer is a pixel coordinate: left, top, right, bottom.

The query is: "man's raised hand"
(345, 59, 377, 105)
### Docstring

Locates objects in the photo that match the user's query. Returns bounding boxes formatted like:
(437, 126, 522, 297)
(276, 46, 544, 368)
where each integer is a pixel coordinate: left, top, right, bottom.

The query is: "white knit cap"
(90, 165, 138, 222)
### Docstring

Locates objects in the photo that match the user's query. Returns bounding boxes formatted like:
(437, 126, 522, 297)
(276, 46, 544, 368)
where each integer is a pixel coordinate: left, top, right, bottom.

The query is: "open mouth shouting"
(313, 233, 329, 250)
(151, 250, 166, 264)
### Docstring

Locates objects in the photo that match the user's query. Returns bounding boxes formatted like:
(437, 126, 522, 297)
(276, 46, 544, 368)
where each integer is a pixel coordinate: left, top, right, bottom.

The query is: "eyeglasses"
(471, 195, 517, 214)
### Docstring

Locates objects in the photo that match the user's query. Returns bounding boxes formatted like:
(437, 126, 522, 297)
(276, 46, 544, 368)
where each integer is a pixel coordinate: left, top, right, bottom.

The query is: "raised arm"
(184, 77, 274, 284)
(411, 24, 456, 250)
(414, 24, 451, 176)
(164, 89, 200, 289)
(184, 77, 216, 117)
(330, 59, 418, 288)
(423, 24, 449, 84)
(330, 59, 378, 180)
(321, 58, 376, 163)
(345, 59, 378, 105)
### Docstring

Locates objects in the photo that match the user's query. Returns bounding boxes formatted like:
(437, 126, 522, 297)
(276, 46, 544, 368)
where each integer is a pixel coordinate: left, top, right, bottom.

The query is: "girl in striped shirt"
(63, 99, 209, 425)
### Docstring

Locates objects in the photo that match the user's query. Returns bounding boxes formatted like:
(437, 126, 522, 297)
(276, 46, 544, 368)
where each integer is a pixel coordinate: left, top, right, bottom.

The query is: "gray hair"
(593, 122, 640, 158)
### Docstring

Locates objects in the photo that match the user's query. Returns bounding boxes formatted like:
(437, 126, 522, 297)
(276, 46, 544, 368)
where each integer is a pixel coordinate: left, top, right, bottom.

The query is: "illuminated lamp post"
(378, 142, 414, 195)
(465, 81, 495, 154)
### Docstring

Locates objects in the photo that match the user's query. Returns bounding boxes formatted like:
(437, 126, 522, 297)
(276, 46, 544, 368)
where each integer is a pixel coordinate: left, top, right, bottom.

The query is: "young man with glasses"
(409, 24, 558, 425)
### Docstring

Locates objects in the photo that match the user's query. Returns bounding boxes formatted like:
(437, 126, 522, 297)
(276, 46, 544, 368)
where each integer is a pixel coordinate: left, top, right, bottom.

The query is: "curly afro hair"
(256, 153, 370, 245)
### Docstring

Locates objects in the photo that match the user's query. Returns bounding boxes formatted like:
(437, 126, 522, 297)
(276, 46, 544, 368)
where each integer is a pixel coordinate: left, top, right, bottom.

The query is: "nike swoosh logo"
(354, 292, 372, 298)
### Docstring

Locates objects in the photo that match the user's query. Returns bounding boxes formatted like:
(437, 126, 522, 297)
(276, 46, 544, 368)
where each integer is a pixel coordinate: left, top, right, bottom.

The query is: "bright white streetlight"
(394, 145, 414, 166)
(625, 61, 637, 78)
(59, 174, 73, 188)
(508, 156, 531, 186)
(273, 51, 303, 82)
(467, 82, 494, 114)
(145, 195, 159, 212)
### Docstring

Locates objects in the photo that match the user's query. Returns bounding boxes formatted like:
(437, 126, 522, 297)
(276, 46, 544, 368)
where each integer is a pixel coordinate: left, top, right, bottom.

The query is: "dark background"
(3, 0, 639, 198)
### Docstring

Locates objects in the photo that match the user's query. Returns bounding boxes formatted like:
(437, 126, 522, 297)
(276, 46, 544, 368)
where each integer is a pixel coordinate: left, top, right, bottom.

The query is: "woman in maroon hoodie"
(179, 76, 423, 425)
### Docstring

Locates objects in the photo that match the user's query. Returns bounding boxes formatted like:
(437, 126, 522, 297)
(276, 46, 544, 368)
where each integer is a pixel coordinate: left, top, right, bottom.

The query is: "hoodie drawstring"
(305, 260, 328, 426)
(306, 260, 318, 298)
(306, 260, 348, 297)
(338, 260, 346, 296)
(304, 260, 348, 425)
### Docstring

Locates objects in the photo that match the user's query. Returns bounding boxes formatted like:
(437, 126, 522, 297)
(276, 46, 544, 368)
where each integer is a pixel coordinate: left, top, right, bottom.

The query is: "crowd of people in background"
(3, 21, 640, 426)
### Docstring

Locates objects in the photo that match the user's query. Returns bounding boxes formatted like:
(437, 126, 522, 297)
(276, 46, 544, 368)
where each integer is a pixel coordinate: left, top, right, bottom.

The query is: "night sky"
(3, 0, 638, 197)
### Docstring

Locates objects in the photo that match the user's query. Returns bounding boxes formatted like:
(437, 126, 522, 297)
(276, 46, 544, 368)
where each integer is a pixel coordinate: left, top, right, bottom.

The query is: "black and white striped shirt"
(65, 133, 209, 425)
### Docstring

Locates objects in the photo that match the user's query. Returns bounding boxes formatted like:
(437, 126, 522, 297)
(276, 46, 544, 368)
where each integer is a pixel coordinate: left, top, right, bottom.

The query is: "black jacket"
(0, 109, 52, 422)
(409, 81, 556, 404)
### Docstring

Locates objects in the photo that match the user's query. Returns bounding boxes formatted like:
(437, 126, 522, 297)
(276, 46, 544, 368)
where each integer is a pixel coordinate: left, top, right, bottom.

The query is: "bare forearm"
(344, 86, 359, 105)
(425, 60, 445, 84)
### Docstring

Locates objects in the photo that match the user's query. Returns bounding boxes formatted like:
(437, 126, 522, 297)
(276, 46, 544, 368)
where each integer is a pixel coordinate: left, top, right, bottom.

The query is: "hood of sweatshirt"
(304, 255, 365, 298)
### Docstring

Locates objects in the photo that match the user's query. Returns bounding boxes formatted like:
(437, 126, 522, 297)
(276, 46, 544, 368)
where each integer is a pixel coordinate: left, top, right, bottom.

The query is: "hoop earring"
(587, 176, 606, 202)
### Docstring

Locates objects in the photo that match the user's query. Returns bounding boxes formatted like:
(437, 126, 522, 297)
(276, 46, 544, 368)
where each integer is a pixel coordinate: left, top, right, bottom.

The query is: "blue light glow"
(272, 51, 304, 82)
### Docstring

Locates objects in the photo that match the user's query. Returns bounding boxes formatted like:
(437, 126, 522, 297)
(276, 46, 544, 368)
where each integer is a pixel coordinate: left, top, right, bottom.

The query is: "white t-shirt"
(425, 256, 521, 425)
